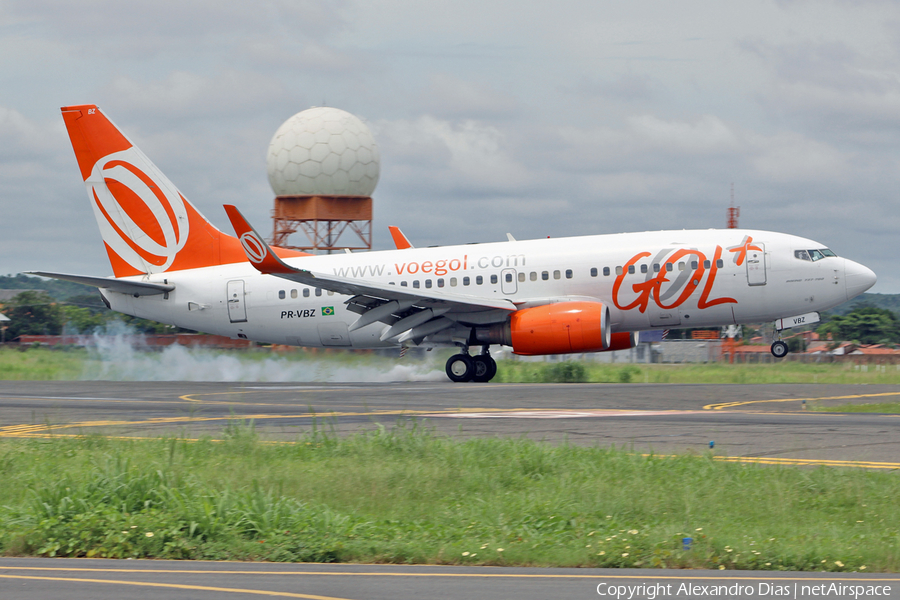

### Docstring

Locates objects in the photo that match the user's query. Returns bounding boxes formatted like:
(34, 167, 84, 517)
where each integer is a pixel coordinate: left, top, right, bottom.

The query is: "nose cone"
(844, 259, 877, 300)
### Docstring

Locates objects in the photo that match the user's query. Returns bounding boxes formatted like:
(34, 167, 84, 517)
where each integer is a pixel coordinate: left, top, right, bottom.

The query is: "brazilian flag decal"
(321, 306, 335, 316)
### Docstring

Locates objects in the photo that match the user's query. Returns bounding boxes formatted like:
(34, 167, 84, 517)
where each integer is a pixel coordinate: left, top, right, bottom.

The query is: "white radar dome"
(267, 107, 380, 197)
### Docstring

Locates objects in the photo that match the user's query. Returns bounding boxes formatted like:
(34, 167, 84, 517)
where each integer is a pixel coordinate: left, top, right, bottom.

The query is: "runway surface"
(1, 558, 898, 600)
(1, 381, 899, 466)
(2, 381, 899, 598)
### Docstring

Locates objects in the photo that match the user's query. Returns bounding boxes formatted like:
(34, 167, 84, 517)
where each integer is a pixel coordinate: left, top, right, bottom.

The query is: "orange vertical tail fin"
(61, 105, 304, 277)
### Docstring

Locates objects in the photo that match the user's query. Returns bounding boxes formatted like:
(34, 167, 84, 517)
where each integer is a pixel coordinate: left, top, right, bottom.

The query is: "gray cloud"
(0, 0, 897, 292)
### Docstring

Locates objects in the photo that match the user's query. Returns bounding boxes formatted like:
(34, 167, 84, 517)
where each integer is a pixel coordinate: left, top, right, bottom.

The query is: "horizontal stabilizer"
(26, 271, 174, 296)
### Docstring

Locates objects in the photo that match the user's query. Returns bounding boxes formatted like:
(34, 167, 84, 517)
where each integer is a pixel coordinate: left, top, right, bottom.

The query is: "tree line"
(1, 290, 187, 340)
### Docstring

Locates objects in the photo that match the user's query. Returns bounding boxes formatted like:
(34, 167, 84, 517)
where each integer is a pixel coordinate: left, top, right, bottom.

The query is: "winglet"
(223, 205, 305, 276)
(388, 226, 414, 249)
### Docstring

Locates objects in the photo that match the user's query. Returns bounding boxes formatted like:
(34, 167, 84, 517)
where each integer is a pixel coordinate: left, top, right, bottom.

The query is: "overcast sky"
(1, 0, 898, 292)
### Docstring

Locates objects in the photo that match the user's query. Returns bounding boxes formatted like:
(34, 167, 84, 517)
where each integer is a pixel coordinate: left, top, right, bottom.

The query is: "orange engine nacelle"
(509, 301, 611, 355)
(604, 331, 639, 352)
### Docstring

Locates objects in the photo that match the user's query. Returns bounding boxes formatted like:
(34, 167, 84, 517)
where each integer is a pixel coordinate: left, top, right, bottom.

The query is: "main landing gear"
(446, 346, 497, 383)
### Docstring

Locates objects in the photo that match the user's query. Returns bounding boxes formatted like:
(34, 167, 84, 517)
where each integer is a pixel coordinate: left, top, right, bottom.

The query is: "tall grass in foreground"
(1, 424, 897, 571)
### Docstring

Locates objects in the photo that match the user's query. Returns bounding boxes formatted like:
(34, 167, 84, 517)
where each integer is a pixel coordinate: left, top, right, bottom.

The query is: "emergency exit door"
(226, 280, 247, 323)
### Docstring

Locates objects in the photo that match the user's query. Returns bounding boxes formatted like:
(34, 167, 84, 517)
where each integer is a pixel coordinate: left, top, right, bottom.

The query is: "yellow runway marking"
(0, 407, 554, 438)
(683, 455, 900, 470)
(704, 391, 900, 410)
(0, 574, 352, 599)
(2, 567, 899, 582)
(177, 383, 505, 405)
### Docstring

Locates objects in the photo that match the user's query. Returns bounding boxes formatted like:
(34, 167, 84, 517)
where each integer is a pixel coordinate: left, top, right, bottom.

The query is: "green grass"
(813, 402, 900, 413)
(0, 424, 897, 571)
(0, 346, 89, 380)
(495, 360, 900, 385)
(4, 345, 900, 385)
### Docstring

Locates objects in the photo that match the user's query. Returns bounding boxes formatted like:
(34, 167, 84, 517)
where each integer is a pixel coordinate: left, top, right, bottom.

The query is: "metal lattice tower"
(270, 195, 372, 253)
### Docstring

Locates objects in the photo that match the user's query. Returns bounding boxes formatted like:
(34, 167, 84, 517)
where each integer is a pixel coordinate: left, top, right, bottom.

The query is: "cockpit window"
(795, 248, 837, 262)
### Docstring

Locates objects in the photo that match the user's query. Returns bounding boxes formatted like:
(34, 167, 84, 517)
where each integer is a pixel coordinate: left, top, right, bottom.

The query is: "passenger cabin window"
(413, 280, 420, 288)
(490, 274, 498, 284)
(717, 259, 724, 268)
(603, 267, 610, 276)
(278, 290, 285, 299)
(425, 279, 432, 288)
(590, 267, 598, 277)
(615, 266, 623, 275)
(463, 276, 470, 286)
(518, 272, 525, 283)
(400, 281, 408, 287)
(315, 288, 322, 297)
(506, 273, 514, 283)
(530, 271, 538, 281)
(437, 278, 445, 288)
(666, 263, 673, 272)
(653, 263, 660, 273)
(627, 265, 635, 275)
(565, 269, 573, 279)
(450, 277, 457, 286)
(553, 270, 561, 280)
(291, 289, 297, 299)
(476, 275, 484, 285)
(640, 264, 648, 274)
(303, 288, 310, 297)
(542, 271, 549, 280)
(703, 260, 711, 269)
(691, 261, 698, 270)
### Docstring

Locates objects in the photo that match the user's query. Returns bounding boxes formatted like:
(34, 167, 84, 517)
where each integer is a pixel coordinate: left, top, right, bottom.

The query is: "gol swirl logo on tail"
(239, 232, 268, 264)
(87, 148, 189, 273)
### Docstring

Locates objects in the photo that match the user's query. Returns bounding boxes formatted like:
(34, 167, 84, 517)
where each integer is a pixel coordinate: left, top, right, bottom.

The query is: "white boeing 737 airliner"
(31, 105, 877, 382)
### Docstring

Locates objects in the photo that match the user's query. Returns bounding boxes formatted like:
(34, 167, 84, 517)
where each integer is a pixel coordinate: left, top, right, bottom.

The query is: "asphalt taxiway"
(1, 558, 899, 600)
(2, 381, 899, 598)
(1, 381, 899, 466)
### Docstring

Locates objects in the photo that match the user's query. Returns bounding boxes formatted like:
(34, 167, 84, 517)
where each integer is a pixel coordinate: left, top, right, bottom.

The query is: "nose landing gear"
(770, 340, 789, 358)
(445, 346, 497, 382)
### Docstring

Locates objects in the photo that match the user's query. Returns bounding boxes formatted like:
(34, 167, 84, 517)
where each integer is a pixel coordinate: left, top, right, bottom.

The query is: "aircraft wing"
(26, 271, 174, 296)
(223, 205, 515, 339)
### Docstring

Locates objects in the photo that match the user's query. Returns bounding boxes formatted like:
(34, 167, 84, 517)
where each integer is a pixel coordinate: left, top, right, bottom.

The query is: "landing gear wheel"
(472, 355, 497, 382)
(771, 340, 789, 358)
(446, 353, 475, 382)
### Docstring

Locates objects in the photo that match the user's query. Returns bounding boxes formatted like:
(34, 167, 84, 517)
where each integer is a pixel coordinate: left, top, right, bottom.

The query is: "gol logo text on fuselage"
(612, 245, 738, 313)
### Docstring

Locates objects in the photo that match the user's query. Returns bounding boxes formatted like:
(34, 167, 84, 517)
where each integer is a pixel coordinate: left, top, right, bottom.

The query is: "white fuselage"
(102, 229, 874, 350)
